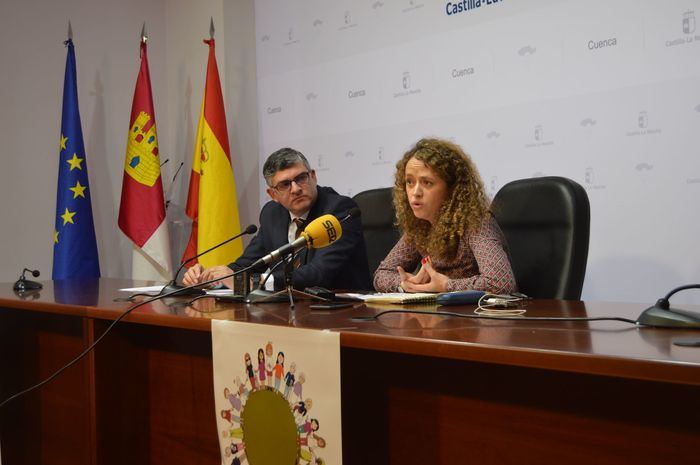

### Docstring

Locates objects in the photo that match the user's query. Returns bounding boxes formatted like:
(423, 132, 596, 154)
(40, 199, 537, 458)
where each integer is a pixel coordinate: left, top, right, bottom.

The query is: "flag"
(183, 38, 242, 267)
(53, 38, 100, 280)
(118, 40, 172, 281)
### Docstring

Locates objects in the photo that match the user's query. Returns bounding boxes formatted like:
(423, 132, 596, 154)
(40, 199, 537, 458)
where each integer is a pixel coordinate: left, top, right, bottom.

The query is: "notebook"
(362, 292, 437, 304)
(339, 290, 486, 305)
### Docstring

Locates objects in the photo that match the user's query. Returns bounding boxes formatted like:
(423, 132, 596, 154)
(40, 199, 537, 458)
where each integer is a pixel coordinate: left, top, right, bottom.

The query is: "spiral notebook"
(343, 292, 438, 305)
(340, 290, 486, 305)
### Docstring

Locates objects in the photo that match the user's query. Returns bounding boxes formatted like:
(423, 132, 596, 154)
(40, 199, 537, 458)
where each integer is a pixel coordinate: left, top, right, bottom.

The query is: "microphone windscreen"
(301, 214, 342, 249)
(245, 224, 258, 235)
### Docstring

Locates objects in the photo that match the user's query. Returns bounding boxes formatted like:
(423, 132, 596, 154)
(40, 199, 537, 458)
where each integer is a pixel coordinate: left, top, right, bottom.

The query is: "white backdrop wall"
(0, 0, 259, 284)
(253, 0, 700, 304)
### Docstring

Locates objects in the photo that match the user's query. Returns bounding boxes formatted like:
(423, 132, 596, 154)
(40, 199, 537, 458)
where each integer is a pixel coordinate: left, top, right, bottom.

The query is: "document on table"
(118, 285, 234, 296)
(337, 292, 437, 304)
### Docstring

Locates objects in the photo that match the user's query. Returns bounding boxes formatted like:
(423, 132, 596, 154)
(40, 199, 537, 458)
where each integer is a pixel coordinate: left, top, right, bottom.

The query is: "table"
(1, 278, 698, 465)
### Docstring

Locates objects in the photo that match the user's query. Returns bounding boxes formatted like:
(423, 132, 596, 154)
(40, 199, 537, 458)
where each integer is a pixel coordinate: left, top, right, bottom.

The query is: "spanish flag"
(118, 39, 172, 281)
(183, 38, 242, 267)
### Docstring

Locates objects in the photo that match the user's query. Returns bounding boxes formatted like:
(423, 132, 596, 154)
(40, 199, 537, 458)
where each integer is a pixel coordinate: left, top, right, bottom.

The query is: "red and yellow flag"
(118, 40, 172, 280)
(184, 38, 242, 267)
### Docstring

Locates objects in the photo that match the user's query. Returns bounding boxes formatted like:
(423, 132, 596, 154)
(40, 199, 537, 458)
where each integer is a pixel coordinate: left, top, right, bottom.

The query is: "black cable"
(0, 264, 256, 409)
(663, 284, 700, 302)
(185, 294, 217, 305)
(351, 308, 640, 325)
(114, 291, 154, 302)
(649, 284, 700, 311)
(1, 293, 152, 409)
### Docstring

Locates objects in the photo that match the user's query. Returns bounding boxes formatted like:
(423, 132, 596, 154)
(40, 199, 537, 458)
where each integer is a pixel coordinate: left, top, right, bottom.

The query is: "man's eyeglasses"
(271, 171, 311, 192)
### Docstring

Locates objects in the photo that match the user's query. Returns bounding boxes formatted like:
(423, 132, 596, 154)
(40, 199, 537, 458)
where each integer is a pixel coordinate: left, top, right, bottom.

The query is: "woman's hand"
(399, 257, 449, 293)
(397, 265, 429, 287)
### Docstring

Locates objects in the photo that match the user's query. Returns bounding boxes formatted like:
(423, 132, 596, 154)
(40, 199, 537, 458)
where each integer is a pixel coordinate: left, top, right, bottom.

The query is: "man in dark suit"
(183, 147, 371, 291)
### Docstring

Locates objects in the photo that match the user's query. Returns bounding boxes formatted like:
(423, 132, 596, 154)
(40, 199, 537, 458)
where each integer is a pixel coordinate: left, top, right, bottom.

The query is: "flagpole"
(53, 22, 101, 279)
(118, 19, 173, 281)
(140, 22, 147, 60)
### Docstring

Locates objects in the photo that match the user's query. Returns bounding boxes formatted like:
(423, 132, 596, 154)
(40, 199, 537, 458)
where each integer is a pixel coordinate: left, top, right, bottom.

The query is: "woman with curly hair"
(373, 138, 516, 293)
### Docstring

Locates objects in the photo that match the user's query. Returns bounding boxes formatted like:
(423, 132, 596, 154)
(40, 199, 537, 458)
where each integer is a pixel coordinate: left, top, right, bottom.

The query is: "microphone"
(165, 161, 185, 210)
(252, 214, 343, 267)
(160, 224, 258, 296)
(636, 284, 700, 328)
(245, 210, 356, 303)
(14, 268, 43, 291)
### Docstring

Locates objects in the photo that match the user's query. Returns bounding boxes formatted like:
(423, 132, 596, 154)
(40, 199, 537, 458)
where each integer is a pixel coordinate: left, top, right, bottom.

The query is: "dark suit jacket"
(229, 186, 371, 291)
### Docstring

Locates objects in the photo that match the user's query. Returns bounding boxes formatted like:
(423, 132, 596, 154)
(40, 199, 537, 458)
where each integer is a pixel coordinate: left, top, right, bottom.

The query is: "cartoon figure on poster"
(244, 352, 256, 390)
(284, 362, 296, 399)
(219, 341, 329, 465)
(255, 348, 267, 387)
(273, 351, 285, 391)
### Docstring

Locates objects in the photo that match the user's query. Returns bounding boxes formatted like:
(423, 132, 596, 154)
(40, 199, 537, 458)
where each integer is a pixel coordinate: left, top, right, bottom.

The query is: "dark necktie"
(293, 218, 307, 239)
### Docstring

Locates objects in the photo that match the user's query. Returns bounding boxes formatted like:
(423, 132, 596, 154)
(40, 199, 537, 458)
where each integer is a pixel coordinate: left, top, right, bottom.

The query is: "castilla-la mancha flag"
(118, 40, 172, 281)
(183, 38, 242, 267)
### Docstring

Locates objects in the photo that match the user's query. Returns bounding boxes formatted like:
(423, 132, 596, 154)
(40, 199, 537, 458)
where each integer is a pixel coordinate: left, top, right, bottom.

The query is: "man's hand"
(199, 265, 236, 289)
(182, 264, 205, 286)
(182, 264, 235, 289)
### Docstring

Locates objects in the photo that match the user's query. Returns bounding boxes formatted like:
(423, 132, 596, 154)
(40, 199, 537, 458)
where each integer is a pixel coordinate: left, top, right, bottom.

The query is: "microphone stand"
(13, 269, 43, 291)
(637, 284, 700, 328)
(245, 250, 296, 304)
(249, 251, 329, 308)
(246, 209, 360, 306)
(156, 225, 257, 298)
(164, 161, 184, 211)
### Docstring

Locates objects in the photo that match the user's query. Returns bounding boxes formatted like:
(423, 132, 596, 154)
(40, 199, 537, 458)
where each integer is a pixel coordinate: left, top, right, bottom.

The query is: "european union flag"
(52, 38, 100, 279)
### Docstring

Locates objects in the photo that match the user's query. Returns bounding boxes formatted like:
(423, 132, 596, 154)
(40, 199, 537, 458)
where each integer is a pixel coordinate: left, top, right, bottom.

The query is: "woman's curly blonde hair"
(393, 138, 490, 259)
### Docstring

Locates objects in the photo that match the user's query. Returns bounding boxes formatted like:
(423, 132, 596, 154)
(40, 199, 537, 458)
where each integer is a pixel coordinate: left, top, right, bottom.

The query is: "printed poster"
(212, 321, 342, 465)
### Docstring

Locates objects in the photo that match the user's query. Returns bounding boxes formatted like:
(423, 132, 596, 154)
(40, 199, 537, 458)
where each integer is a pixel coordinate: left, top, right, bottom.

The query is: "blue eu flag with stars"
(52, 38, 100, 279)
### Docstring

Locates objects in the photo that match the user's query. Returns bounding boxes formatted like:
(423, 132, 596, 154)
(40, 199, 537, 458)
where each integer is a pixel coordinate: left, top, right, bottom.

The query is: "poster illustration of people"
(212, 321, 342, 465)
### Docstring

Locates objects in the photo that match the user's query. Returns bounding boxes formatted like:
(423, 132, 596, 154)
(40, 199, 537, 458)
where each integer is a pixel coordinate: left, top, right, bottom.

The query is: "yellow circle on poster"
(242, 389, 298, 464)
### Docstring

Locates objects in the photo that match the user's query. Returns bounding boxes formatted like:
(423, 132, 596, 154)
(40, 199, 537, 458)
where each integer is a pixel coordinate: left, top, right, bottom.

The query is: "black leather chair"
(491, 176, 590, 300)
(352, 188, 401, 281)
